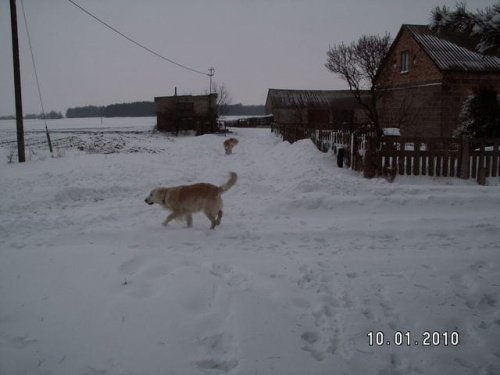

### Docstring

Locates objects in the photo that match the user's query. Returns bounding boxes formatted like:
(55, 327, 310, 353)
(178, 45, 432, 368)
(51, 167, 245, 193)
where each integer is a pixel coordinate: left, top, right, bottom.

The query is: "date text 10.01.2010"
(367, 331, 459, 347)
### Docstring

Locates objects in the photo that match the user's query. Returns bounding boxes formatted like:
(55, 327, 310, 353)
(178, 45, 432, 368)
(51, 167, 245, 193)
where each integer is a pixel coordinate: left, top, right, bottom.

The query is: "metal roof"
(405, 25, 500, 72)
(266, 89, 361, 109)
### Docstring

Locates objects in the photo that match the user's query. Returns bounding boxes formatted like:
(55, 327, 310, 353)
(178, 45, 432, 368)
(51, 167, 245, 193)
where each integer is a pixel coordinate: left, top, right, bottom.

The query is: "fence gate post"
(337, 148, 344, 168)
(363, 137, 376, 178)
(350, 132, 355, 170)
(460, 136, 470, 179)
(477, 140, 486, 185)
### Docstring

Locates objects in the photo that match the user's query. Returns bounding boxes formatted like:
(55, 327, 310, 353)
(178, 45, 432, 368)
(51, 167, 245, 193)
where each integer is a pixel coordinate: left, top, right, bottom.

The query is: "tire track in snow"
(193, 263, 244, 373)
(296, 262, 353, 361)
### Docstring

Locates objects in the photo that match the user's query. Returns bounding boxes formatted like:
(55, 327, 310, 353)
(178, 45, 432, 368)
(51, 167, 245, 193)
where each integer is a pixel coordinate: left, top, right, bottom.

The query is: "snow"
(382, 128, 401, 136)
(1, 118, 499, 375)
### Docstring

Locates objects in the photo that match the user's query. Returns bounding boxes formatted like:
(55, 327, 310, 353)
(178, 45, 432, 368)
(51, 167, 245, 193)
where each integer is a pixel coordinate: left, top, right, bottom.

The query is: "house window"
(401, 50, 409, 73)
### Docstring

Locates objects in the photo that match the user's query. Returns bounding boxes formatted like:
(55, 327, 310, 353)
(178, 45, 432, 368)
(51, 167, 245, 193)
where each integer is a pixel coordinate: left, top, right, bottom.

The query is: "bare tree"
(430, 3, 500, 55)
(378, 90, 427, 136)
(325, 34, 392, 138)
(210, 81, 232, 117)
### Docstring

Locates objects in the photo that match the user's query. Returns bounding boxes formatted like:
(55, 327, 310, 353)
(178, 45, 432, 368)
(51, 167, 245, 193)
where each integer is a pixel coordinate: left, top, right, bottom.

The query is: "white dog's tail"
(219, 172, 237, 193)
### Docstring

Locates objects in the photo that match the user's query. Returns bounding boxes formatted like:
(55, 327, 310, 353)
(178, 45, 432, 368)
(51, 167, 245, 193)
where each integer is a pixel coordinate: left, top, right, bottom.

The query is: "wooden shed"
(155, 93, 217, 135)
(265, 89, 368, 130)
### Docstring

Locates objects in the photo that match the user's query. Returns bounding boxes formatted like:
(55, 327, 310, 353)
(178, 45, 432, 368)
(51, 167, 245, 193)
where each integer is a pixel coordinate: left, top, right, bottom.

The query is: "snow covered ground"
(1, 118, 499, 375)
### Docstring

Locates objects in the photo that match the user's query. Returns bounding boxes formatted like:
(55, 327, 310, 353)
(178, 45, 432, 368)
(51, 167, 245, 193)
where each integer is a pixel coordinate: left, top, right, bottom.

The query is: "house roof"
(403, 24, 500, 72)
(266, 89, 361, 109)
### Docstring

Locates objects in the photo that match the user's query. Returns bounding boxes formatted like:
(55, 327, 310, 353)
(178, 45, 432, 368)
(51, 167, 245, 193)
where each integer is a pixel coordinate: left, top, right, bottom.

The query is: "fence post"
(478, 167, 486, 185)
(413, 139, 421, 176)
(460, 136, 470, 179)
(363, 137, 376, 178)
(477, 140, 486, 185)
(337, 148, 344, 168)
(350, 132, 355, 170)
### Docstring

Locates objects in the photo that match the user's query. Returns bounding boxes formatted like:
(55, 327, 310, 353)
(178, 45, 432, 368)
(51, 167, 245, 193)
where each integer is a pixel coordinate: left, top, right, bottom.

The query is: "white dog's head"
(145, 188, 167, 206)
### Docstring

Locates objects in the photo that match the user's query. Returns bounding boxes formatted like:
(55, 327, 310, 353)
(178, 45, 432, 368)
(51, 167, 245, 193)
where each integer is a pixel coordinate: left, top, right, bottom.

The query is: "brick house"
(265, 89, 368, 130)
(155, 93, 217, 134)
(375, 24, 500, 137)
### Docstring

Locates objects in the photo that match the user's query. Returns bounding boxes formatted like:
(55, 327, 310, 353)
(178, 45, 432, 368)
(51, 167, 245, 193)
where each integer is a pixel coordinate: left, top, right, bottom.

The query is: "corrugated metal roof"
(266, 89, 361, 109)
(406, 25, 500, 72)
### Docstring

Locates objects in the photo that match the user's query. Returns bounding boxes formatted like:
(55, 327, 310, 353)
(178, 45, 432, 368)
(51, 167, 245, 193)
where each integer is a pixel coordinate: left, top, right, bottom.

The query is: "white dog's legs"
(204, 210, 218, 229)
(216, 210, 223, 226)
(162, 212, 178, 226)
(185, 213, 193, 227)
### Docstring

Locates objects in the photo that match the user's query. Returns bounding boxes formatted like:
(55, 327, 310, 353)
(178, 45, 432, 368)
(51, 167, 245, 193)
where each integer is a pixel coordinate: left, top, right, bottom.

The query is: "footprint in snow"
(118, 254, 150, 276)
(300, 307, 340, 361)
(297, 264, 352, 361)
(2, 334, 38, 349)
(194, 333, 239, 373)
(210, 263, 252, 291)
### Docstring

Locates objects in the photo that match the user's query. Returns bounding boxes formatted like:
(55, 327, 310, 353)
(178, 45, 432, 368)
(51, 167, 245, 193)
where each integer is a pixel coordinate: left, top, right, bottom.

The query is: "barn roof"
(404, 24, 500, 72)
(266, 89, 360, 109)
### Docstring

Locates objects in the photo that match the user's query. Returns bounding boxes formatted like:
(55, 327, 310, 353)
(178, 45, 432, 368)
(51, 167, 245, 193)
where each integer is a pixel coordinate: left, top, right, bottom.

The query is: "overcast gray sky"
(0, 0, 496, 116)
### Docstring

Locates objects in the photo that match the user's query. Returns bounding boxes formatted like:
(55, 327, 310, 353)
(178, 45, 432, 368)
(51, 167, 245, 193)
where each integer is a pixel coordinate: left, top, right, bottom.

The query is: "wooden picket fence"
(272, 123, 500, 182)
(311, 129, 375, 171)
(366, 137, 500, 180)
(272, 123, 500, 181)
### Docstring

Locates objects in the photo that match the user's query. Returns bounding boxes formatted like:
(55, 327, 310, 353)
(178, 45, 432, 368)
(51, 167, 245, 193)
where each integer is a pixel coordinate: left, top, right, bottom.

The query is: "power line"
(20, 0, 46, 117)
(20, 0, 53, 154)
(66, 0, 209, 77)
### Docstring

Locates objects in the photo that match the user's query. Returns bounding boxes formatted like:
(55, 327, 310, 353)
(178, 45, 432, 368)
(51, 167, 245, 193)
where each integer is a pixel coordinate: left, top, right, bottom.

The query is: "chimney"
(174, 87, 177, 96)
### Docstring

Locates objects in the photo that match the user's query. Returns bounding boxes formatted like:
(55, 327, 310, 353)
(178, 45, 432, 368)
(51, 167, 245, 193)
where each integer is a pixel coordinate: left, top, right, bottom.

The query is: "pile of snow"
(382, 127, 401, 136)
(0, 118, 499, 375)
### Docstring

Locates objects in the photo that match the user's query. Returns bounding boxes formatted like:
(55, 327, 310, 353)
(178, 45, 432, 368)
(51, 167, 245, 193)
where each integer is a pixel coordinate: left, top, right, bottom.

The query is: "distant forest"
(65, 102, 265, 118)
(66, 102, 155, 118)
(0, 111, 63, 120)
(225, 104, 266, 116)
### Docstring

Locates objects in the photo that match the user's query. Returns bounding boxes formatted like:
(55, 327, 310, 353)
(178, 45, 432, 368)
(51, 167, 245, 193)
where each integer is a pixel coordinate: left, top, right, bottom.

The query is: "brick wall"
(377, 28, 500, 137)
(379, 84, 442, 137)
(377, 28, 443, 87)
(376, 28, 445, 136)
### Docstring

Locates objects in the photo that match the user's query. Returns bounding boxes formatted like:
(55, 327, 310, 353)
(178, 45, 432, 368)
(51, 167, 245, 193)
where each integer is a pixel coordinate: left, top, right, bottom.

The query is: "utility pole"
(208, 67, 215, 95)
(10, 0, 25, 162)
(206, 67, 216, 135)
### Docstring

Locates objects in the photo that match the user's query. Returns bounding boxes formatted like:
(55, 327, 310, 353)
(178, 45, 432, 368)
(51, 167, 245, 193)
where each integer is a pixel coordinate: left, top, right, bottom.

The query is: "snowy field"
(1, 118, 499, 375)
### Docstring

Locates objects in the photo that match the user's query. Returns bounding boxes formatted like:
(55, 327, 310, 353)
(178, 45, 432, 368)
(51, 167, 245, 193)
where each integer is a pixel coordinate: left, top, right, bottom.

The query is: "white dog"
(223, 138, 239, 155)
(145, 172, 237, 229)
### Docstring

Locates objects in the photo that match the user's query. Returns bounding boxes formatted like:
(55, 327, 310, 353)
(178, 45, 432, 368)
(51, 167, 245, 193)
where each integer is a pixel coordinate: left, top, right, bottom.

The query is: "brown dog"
(145, 172, 237, 229)
(223, 138, 239, 155)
